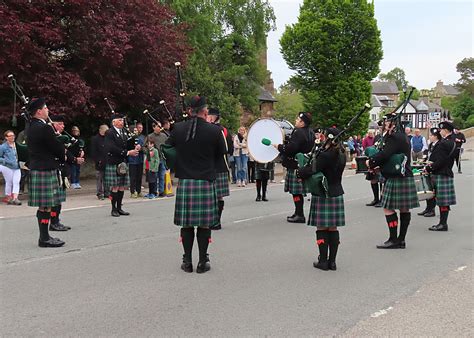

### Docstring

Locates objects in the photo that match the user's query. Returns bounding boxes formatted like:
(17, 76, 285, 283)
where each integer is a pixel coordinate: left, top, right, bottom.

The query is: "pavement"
(0, 141, 473, 336)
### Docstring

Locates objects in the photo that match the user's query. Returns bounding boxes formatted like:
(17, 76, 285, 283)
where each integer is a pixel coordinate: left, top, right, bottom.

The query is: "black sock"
(50, 205, 60, 225)
(385, 213, 399, 241)
(328, 231, 340, 263)
(316, 230, 329, 262)
(440, 207, 450, 225)
(37, 210, 51, 241)
(217, 200, 224, 223)
(117, 190, 124, 210)
(180, 228, 195, 262)
(196, 228, 211, 262)
(256, 180, 262, 196)
(262, 179, 268, 198)
(371, 183, 379, 201)
(110, 192, 118, 210)
(398, 212, 411, 241)
(426, 198, 436, 211)
(294, 194, 304, 217)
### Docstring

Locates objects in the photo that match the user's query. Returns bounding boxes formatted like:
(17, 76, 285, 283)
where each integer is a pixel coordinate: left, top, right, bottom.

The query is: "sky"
(267, 0, 473, 90)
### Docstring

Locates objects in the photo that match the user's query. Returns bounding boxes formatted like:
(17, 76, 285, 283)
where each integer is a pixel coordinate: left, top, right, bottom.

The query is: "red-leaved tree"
(0, 0, 189, 127)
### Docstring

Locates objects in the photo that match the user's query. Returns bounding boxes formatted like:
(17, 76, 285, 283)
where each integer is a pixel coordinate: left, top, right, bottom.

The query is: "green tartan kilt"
(104, 164, 129, 191)
(28, 170, 66, 207)
(284, 169, 306, 195)
(381, 177, 420, 210)
(174, 179, 219, 228)
(307, 195, 345, 228)
(431, 174, 456, 206)
(215, 171, 230, 198)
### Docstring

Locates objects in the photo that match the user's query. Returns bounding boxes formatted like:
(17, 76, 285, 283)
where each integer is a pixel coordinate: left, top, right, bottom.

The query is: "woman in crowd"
(0, 130, 22, 205)
(233, 126, 249, 187)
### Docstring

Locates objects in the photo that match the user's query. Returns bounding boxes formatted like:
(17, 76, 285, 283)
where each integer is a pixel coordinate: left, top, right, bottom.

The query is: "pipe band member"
(274, 112, 314, 224)
(166, 96, 227, 274)
(368, 113, 419, 249)
(425, 122, 457, 231)
(26, 98, 66, 247)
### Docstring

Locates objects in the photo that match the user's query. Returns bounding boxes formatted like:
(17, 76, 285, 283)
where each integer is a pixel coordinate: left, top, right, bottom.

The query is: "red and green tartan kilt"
(174, 179, 219, 228)
(284, 169, 306, 195)
(104, 164, 129, 190)
(307, 195, 345, 228)
(28, 170, 66, 207)
(431, 174, 456, 206)
(381, 177, 420, 210)
(215, 171, 230, 198)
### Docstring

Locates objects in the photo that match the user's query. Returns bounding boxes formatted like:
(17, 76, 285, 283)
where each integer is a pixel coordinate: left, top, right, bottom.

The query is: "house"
(371, 81, 400, 102)
(258, 86, 277, 118)
(432, 80, 461, 105)
(394, 97, 448, 129)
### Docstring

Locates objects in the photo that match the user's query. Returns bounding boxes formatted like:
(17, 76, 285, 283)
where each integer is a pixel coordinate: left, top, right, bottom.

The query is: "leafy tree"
(450, 58, 474, 128)
(0, 0, 189, 129)
(456, 57, 474, 95)
(273, 85, 304, 122)
(379, 67, 408, 90)
(280, 0, 382, 135)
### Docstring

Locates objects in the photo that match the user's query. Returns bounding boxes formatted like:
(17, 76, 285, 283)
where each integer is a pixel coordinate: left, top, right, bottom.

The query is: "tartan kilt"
(215, 171, 230, 198)
(431, 174, 456, 206)
(104, 164, 129, 190)
(174, 179, 219, 228)
(381, 177, 420, 210)
(307, 195, 345, 228)
(284, 169, 306, 195)
(28, 170, 66, 207)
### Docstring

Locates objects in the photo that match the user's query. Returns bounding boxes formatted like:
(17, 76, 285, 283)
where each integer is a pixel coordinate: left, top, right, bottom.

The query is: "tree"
(0, 0, 189, 129)
(379, 67, 408, 90)
(280, 0, 382, 135)
(456, 57, 474, 95)
(450, 58, 474, 128)
(273, 85, 304, 122)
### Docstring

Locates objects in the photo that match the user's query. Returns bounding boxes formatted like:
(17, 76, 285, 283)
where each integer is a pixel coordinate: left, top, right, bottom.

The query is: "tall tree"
(280, 0, 382, 135)
(455, 57, 474, 95)
(0, 0, 189, 127)
(273, 84, 304, 122)
(378, 67, 408, 90)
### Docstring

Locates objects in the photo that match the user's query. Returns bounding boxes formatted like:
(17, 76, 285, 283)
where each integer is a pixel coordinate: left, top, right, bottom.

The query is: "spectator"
(405, 126, 413, 147)
(0, 130, 22, 205)
(362, 130, 376, 150)
(161, 118, 171, 137)
(146, 122, 168, 197)
(129, 124, 145, 198)
(233, 126, 249, 187)
(69, 126, 85, 189)
(248, 155, 256, 183)
(90, 124, 109, 200)
(16, 129, 29, 194)
(228, 153, 237, 184)
(143, 139, 159, 198)
(410, 128, 428, 162)
(453, 128, 466, 174)
(347, 136, 356, 161)
(352, 135, 361, 156)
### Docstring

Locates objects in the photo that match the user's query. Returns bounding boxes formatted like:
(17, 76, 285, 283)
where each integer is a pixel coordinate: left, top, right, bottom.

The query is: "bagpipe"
(296, 103, 372, 196)
(104, 97, 139, 151)
(174, 62, 188, 121)
(142, 100, 175, 127)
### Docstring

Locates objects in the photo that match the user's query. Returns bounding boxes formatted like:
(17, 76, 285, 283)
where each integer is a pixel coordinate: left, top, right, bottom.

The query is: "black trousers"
(129, 164, 143, 194)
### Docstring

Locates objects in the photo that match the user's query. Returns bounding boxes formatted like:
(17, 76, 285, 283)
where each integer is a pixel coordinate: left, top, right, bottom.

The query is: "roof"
(443, 85, 460, 96)
(371, 95, 383, 107)
(409, 98, 445, 113)
(371, 81, 399, 95)
(258, 86, 277, 102)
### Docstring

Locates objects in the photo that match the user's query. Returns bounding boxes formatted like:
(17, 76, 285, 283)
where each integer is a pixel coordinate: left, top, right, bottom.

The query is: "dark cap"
(49, 114, 65, 122)
(314, 127, 323, 134)
(325, 127, 341, 140)
(28, 97, 46, 113)
(438, 121, 454, 132)
(429, 127, 441, 138)
(298, 112, 312, 126)
(208, 107, 220, 117)
(190, 95, 207, 112)
(110, 113, 124, 121)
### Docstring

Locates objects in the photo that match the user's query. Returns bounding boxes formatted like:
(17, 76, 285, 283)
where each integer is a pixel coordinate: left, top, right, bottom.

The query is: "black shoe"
(374, 202, 383, 208)
(423, 210, 436, 217)
(313, 260, 329, 270)
(399, 241, 406, 249)
(287, 215, 306, 223)
(55, 221, 71, 230)
(49, 223, 69, 231)
(209, 224, 222, 230)
(196, 261, 211, 274)
(366, 200, 378, 206)
(262, 197, 268, 202)
(111, 210, 120, 217)
(38, 237, 65, 247)
(117, 209, 130, 216)
(417, 209, 428, 216)
(458, 171, 462, 174)
(181, 262, 193, 273)
(429, 223, 448, 231)
(286, 214, 296, 221)
(376, 240, 402, 249)
(158, 192, 165, 198)
(328, 261, 337, 271)
(256, 195, 261, 201)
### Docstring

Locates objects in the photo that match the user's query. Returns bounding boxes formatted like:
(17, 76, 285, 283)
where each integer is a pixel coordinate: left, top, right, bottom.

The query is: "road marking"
(370, 306, 394, 318)
(455, 265, 467, 271)
(233, 211, 290, 224)
(63, 205, 103, 212)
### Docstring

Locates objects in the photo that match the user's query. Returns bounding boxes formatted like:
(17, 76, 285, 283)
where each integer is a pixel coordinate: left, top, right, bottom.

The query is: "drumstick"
(261, 138, 272, 146)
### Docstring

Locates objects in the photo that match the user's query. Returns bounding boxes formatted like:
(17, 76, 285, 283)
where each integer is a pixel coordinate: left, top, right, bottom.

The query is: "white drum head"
(247, 119, 284, 163)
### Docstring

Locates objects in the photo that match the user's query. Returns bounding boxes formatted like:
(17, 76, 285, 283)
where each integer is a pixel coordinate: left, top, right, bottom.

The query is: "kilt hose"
(307, 195, 345, 228)
(28, 170, 66, 207)
(431, 174, 456, 206)
(174, 179, 219, 228)
(284, 169, 306, 195)
(215, 171, 230, 198)
(381, 176, 420, 210)
(104, 164, 129, 191)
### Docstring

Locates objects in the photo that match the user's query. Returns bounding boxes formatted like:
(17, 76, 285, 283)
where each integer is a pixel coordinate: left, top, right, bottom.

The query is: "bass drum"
(247, 119, 292, 163)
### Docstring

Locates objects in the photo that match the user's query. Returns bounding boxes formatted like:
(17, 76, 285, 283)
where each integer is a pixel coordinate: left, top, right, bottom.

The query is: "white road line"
(233, 211, 290, 223)
(455, 265, 467, 272)
(370, 306, 394, 318)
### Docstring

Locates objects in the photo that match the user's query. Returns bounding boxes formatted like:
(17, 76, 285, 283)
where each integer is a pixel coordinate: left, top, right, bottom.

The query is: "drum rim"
(247, 118, 285, 164)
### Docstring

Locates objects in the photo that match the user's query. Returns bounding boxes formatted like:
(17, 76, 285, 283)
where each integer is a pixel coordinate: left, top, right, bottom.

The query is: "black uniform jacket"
(26, 118, 65, 170)
(90, 134, 107, 170)
(166, 117, 227, 180)
(215, 123, 234, 173)
(315, 148, 345, 197)
(369, 131, 413, 178)
(278, 126, 314, 169)
(428, 137, 456, 177)
(105, 127, 128, 165)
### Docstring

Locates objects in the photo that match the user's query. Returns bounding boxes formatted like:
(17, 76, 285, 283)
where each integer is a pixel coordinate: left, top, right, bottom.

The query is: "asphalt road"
(1, 161, 472, 336)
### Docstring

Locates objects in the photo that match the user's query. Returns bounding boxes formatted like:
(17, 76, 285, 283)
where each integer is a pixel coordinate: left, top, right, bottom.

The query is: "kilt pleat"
(174, 179, 218, 228)
(431, 174, 456, 206)
(284, 170, 306, 195)
(104, 164, 129, 190)
(28, 170, 65, 207)
(307, 195, 345, 228)
(381, 177, 420, 210)
(215, 172, 230, 198)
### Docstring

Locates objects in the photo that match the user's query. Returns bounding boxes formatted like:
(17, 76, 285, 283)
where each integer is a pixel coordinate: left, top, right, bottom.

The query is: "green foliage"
(440, 96, 456, 111)
(273, 85, 304, 122)
(160, 0, 275, 131)
(379, 67, 408, 90)
(280, 0, 382, 136)
(450, 57, 474, 128)
(456, 57, 474, 95)
(452, 92, 474, 128)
